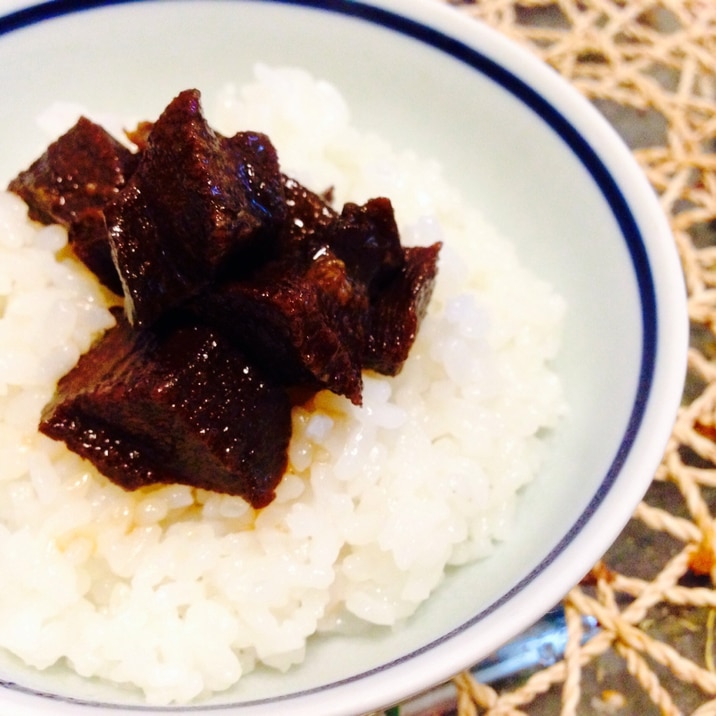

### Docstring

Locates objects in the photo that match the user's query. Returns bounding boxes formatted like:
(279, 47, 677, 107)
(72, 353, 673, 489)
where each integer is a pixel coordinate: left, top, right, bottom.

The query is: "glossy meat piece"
(299, 193, 436, 378)
(277, 175, 337, 256)
(67, 209, 123, 294)
(8, 117, 137, 291)
(363, 242, 442, 375)
(39, 312, 291, 508)
(276, 183, 403, 293)
(105, 89, 285, 327)
(328, 198, 404, 291)
(8, 116, 138, 226)
(197, 249, 368, 405)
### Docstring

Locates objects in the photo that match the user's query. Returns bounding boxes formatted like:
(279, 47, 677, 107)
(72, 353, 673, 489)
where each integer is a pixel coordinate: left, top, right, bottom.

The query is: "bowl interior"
(0, 0, 685, 713)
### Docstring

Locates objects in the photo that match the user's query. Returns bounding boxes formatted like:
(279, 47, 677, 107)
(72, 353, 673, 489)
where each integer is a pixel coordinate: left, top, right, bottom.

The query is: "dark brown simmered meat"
(363, 242, 442, 375)
(8, 116, 138, 225)
(67, 209, 123, 294)
(275, 184, 404, 288)
(39, 311, 291, 508)
(277, 174, 337, 255)
(8, 116, 137, 293)
(105, 89, 286, 327)
(271, 189, 440, 377)
(320, 198, 440, 374)
(328, 198, 405, 291)
(196, 248, 368, 405)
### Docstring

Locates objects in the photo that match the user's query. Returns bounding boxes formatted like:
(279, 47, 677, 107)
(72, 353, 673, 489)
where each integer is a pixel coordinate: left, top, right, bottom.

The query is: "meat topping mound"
(9, 89, 441, 508)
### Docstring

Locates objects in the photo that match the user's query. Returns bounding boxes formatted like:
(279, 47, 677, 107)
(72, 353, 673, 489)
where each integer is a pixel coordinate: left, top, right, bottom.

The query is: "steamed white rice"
(0, 65, 566, 705)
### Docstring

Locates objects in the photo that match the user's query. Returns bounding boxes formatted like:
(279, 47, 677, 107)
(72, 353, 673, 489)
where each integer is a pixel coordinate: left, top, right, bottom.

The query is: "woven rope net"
(435, 1, 716, 714)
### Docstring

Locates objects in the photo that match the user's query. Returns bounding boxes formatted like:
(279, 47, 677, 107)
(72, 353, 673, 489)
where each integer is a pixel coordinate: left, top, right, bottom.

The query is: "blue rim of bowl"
(0, 0, 657, 710)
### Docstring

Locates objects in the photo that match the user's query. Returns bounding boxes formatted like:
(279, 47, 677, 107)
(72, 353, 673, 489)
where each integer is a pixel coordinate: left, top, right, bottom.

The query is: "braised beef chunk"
(278, 175, 337, 255)
(363, 242, 442, 375)
(8, 117, 136, 289)
(8, 116, 138, 227)
(105, 89, 285, 327)
(223, 132, 287, 237)
(105, 182, 193, 326)
(197, 249, 368, 405)
(39, 312, 291, 508)
(327, 198, 404, 291)
(67, 209, 123, 294)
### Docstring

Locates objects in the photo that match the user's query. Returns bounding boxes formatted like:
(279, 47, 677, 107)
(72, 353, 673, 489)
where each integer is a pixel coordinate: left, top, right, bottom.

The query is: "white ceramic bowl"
(0, 0, 687, 714)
